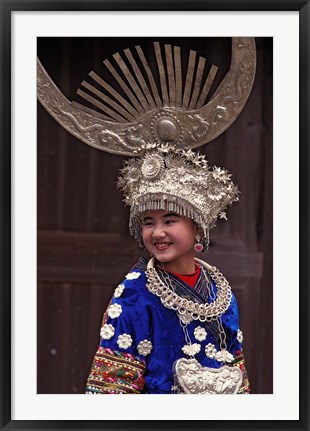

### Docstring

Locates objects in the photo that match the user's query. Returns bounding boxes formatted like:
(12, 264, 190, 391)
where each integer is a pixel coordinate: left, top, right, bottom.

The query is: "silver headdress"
(37, 38, 256, 248)
(117, 144, 239, 249)
(37, 38, 256, 156)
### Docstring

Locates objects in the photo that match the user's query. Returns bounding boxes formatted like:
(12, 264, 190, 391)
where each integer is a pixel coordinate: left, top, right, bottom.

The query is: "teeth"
(155, 242, 171, 249)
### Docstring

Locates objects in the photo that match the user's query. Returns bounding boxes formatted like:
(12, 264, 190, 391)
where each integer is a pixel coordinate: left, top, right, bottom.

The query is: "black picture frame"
(1, 1, 309, 430)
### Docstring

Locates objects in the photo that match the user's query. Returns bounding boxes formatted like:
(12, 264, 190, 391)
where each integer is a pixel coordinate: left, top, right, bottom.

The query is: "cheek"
(141, 227, 150, 243)
(183, 230, 196, 246)
(173, 227, 195, 247)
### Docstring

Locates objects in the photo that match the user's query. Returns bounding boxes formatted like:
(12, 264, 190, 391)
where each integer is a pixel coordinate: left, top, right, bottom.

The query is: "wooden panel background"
(37, 37, 273, 394)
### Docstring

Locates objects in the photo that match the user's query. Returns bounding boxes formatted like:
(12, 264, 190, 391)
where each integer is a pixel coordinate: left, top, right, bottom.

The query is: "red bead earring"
(194, 235, 203, 253)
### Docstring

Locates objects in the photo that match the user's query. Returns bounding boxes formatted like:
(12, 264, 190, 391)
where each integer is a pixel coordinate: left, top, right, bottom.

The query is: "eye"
(164, 218, 176, 225)
(142, 220, 154, 226)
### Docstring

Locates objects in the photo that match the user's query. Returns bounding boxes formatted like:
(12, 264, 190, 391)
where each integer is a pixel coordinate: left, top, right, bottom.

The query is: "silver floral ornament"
(237, 329, 244, 343)
(100, 323, 115, 340)
(137, 340, 153, 356)
(117, 333, 133, 349)
(141, 153, 165, 179)
(205, 343, 217, 359)
(215, 349, 234, 363)
(182, 343, 201, 357)
(194, 326, 207, 342)
(107, 303, 122, 319)
(178, 312, 193, 325)
(212, 167, 232, 183)
(125, 271, 141, 280)
(114, 284, 125, 298)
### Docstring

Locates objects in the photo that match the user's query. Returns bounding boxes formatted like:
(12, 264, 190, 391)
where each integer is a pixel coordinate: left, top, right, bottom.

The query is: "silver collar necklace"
(145, 257, 232, 323)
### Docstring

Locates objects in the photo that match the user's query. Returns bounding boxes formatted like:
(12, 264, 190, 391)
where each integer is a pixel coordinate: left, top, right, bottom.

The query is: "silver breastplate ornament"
(174, 358, 242, 394)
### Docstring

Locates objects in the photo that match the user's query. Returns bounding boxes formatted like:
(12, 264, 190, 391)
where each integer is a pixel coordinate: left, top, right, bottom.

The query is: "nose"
(152, 224, 166, 239)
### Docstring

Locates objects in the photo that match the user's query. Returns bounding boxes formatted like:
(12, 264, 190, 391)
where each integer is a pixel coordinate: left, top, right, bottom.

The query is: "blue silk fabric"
(99, 257, 243, 394)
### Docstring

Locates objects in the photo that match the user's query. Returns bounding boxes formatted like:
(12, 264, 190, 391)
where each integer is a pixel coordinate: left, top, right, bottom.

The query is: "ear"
(192, 221, 199, 234)
(193, 224, 203, 238)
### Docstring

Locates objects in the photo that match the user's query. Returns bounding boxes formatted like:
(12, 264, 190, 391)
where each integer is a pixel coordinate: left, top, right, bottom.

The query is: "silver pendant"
(173, 358, 242, 394)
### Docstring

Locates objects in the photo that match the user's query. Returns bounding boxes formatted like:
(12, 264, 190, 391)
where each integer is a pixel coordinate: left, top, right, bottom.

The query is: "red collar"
(162, 263, 200, 288)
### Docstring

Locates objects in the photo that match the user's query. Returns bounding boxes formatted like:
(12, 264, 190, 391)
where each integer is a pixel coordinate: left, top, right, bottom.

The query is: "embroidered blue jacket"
(86, 258, 250, 394)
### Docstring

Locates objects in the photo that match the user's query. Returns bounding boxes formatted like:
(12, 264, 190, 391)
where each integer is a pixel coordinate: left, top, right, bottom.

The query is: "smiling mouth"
(154, 242, 172, 251)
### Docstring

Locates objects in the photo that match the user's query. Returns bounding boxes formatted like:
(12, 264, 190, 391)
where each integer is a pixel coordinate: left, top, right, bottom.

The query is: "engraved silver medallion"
(174, 358, 242, 394)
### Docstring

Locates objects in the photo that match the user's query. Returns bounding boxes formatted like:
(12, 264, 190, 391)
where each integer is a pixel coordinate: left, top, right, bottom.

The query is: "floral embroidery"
(232, 349, 251, 394)
(237, 329, 243, 343)
(182, 343, 201, 357)
(125, 271, 141, 280)
(137, 340, 153, 356)
(117, 333, 133, 349)
(100, 323, 115, 340)
(114, 284, 125, 298)
(205, 343, 217, 358)
(215, 349, 234, 363)
(194, 326, 207, 341)
(107, 303, 122, 319)
(85, 346, 146, 394)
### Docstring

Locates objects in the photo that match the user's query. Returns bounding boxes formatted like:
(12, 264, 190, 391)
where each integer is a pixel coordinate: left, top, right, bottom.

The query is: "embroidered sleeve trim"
(85, 346, 146, 394)
(232, 349, 250, 394)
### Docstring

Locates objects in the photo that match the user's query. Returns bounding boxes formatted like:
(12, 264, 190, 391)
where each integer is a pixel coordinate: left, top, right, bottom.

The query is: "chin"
(156, 257, 172, 264)
(152, 252, 172, 263)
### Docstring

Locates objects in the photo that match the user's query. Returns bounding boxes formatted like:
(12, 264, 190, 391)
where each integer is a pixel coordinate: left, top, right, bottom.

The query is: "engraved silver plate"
(37, 38, 256, 156)
(174, 358, 242, 394)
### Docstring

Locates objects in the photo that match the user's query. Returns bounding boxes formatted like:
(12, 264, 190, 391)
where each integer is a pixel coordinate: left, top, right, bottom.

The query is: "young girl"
(85, 145, 250, 395)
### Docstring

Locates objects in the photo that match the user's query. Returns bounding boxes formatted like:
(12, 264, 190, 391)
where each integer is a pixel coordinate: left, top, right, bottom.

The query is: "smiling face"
(141, 209, 197, 274)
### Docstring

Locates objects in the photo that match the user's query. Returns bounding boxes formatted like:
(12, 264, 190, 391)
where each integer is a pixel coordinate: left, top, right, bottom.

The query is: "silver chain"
(159, 262, 227, 352)
(200, 265, 226, 350)
(146, 257, 232, 322)
(161, 267, 194, 346)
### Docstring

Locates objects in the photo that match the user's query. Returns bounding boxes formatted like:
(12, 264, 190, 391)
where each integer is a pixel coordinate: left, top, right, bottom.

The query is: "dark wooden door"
(37, 37, 272, 394)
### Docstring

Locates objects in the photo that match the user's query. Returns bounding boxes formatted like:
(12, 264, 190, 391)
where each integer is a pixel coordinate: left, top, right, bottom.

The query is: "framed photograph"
(1, 1, 308, 430)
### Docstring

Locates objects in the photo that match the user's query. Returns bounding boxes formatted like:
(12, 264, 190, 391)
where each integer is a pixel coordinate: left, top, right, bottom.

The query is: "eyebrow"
(163, 212, 180, 218)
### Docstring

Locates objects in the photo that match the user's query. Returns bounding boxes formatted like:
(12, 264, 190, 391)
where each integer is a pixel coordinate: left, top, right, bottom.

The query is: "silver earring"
(194, 235, 203, 253)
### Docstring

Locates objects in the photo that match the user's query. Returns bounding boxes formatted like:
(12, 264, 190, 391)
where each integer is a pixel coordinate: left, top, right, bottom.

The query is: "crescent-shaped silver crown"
(37, 38, 256, 156)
